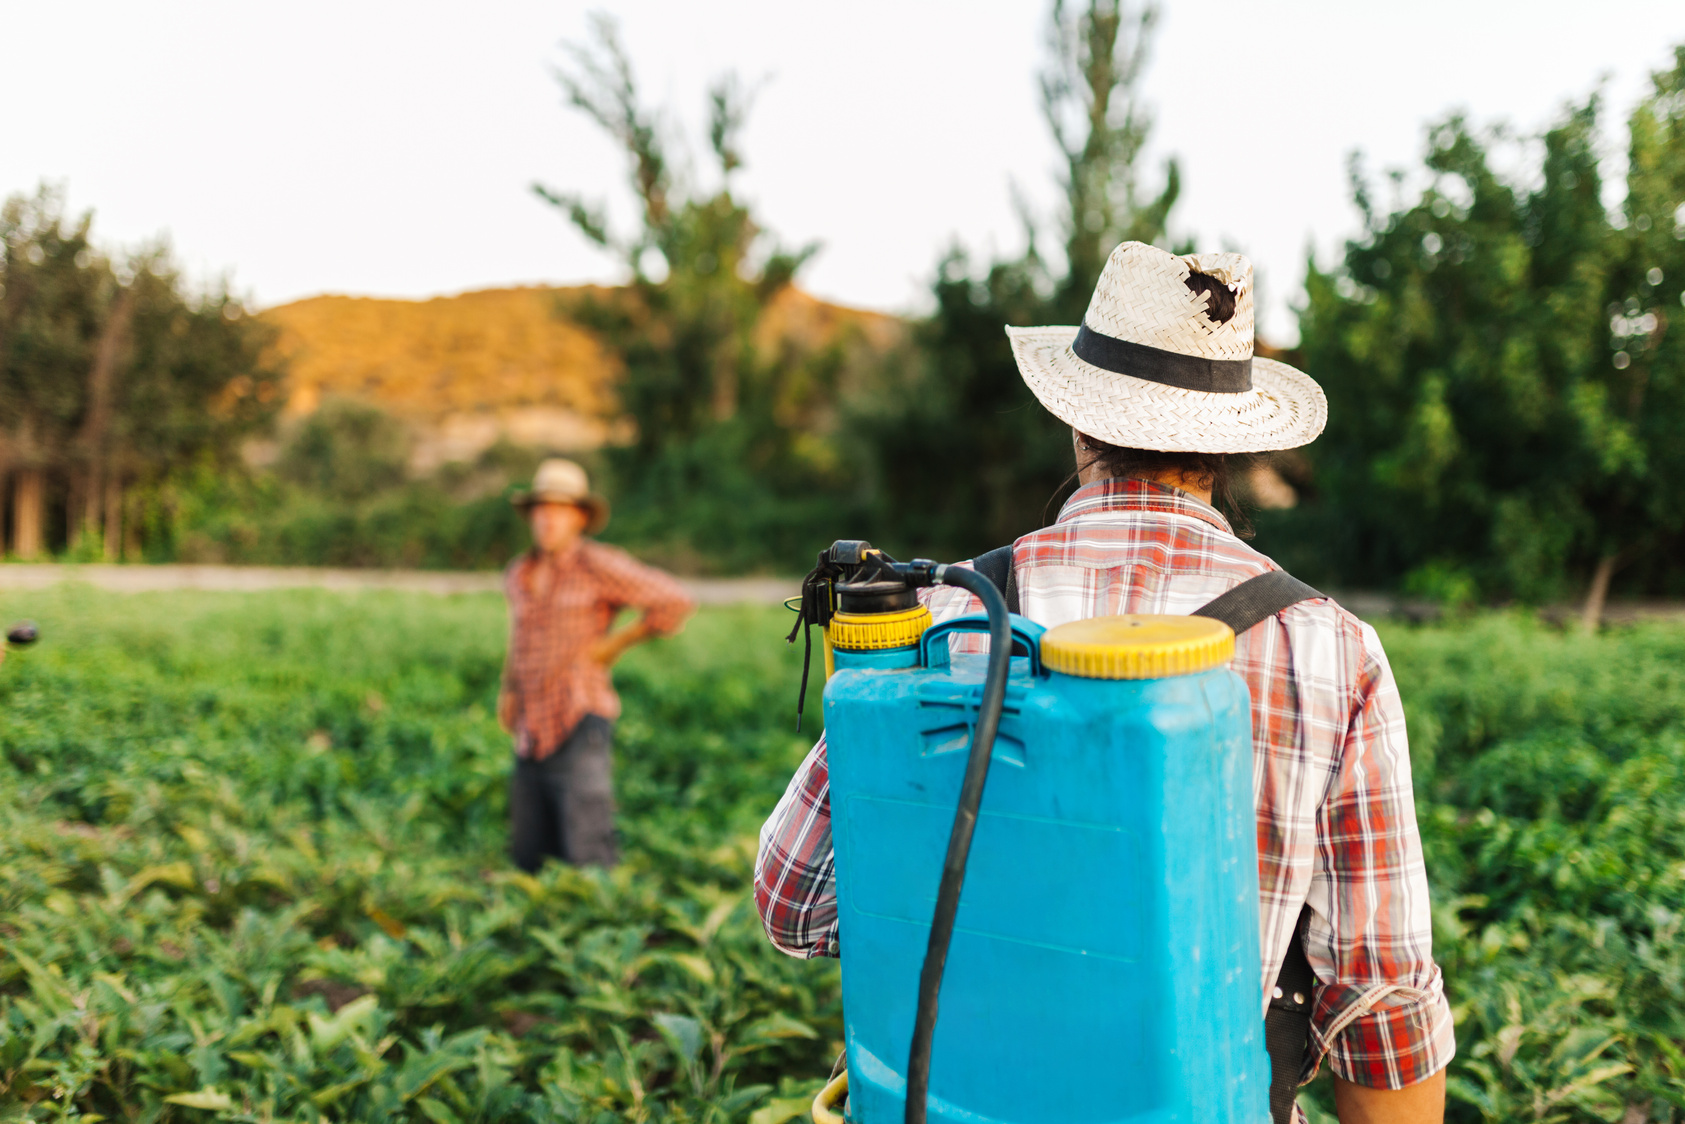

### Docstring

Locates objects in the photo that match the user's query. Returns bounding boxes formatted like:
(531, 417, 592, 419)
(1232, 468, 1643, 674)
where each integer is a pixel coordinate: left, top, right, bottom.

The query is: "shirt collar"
(517, 541, 585, 584)
(1055, 477, 1234, 536)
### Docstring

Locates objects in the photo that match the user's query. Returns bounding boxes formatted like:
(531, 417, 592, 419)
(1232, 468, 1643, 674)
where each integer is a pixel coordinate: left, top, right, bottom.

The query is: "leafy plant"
(0, 588, 835, 1122)
(4, 588, 1685, 1122)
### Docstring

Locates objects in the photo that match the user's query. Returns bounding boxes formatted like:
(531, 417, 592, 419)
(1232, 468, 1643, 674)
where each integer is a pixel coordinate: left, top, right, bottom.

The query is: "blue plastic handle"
(919, 612, 1047, 675)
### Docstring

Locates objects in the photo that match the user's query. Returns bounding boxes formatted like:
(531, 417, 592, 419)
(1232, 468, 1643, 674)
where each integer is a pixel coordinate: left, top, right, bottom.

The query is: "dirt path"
(0, 563, 797, 605)
(6, 563, 1683, 625)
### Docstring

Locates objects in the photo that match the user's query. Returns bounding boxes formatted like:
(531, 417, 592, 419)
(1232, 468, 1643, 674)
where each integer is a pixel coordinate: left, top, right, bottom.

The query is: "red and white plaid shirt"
(753, 479, 1454, 1097)
(503, 541, 694, 759)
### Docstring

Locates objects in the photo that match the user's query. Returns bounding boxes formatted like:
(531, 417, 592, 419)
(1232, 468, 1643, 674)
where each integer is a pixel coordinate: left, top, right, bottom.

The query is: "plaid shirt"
(754, 479, 1453, 1097)
(502, 541, 694, 759)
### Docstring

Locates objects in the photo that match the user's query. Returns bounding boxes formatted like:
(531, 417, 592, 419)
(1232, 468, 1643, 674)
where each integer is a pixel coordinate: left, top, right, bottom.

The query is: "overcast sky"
(6, 2, 1685, 344)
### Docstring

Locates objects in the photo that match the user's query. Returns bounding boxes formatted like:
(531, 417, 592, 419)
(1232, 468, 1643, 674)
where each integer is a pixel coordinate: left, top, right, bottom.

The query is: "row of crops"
(0, 586, 1682, 1122)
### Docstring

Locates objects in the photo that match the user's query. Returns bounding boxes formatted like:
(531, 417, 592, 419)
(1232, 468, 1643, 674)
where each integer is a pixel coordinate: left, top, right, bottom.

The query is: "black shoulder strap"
(1192, 569, 1324, 635)
(1196, 570, 1325, 1124)
(1265, 907, 1317, 1124)
(973, 545, 1019, 615)
(978, 546, 1327, 1119)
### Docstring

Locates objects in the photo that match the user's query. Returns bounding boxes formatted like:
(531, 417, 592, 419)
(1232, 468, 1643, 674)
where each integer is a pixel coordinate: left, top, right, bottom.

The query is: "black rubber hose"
(904, 565, 1013, 1124)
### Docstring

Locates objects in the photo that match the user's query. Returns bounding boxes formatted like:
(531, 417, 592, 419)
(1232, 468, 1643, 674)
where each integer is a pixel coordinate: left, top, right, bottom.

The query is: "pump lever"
(826, 540, 876, 566)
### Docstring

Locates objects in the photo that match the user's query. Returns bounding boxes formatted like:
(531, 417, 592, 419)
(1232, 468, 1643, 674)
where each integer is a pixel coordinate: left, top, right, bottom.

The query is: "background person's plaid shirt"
(503, 540, 694, 759)
(753, 478, 1454, 1099)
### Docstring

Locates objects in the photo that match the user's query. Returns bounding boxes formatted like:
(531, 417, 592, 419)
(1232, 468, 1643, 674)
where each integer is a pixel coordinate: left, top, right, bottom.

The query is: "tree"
(1278, 48, 1685, 618)
(1590, 46, 1685, 622)
(1042, 0, 1180, 320)
(279, 398, 411, 504)
(535, 14, 862, 569)
(0, 186, 104, 558)
(858, 0, 1180, 559)
(0, 184, 283, 560)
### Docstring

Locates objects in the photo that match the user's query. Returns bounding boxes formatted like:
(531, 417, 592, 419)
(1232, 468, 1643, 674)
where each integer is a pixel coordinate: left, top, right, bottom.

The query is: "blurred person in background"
(499, 458, 695, 870)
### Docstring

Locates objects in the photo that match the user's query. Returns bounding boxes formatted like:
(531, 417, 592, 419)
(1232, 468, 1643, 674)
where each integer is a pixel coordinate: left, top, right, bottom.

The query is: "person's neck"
(1077, 467, 1213, 506)
(537, 537, 584, 561)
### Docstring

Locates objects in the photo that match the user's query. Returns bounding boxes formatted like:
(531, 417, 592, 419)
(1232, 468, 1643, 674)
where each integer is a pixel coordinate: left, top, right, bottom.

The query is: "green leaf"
(309, 1077, 370, 1109)
(163, 1087, 233, 1110)
(415, 1095, 463, 1124)
(307, 993, 380, 1050)
(652, 1012, 705, 1064)
(748, 1095, 813, 1124)
(123, 862, 198, 901)
(740, 1014, 819, 1043)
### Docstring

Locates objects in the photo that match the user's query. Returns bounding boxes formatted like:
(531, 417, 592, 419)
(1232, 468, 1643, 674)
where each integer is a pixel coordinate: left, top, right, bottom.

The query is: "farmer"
(753, 244, 1453, 1123)
(499, 458, 694, 871)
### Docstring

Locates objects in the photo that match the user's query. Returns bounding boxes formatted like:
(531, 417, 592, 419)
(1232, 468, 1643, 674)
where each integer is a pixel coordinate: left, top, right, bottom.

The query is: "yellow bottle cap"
(828, 605, 933, 652)
(1040, 614, 1235, 680)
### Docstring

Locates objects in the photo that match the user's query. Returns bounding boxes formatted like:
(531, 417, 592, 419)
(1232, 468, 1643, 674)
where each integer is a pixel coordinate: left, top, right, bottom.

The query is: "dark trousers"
(510, 715, 618, 871)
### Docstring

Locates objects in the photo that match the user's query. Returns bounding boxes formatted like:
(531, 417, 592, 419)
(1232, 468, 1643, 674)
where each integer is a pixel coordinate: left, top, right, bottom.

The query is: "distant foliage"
(536, 15, 876, 572)
(280, 399, 413, 504)
(1041, 0, 1181, 319)
(850, 251, 1075, 556)
(1272, 50, 1685, 608)
(0, 184, 282, 560)
(153, 437, 537, 571)
(853, 0, 1185, 561)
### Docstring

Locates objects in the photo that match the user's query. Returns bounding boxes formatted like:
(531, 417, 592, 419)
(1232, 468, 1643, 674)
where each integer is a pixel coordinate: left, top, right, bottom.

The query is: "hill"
(260, 285, 904, 470)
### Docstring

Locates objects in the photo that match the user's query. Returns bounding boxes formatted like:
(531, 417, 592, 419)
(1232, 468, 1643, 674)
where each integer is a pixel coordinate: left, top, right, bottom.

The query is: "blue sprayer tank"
(823, 606, 1271, 1124)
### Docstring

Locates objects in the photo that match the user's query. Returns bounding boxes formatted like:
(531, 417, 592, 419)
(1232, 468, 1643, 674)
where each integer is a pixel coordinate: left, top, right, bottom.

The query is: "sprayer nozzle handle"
(826, 540, 876, 566)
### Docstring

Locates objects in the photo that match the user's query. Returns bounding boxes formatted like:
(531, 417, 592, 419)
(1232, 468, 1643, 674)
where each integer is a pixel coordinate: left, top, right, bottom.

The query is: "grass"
(1, 588, 1683, 1122)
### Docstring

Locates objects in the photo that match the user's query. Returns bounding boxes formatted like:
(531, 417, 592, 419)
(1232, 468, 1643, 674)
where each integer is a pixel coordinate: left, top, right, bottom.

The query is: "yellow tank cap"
(1041, 614, 1235, 679)
(828, 605, 933, 651)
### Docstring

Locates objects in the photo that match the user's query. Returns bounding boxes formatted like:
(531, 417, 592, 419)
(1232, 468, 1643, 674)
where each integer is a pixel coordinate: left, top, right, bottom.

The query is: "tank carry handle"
(918, 613, 1046, 675)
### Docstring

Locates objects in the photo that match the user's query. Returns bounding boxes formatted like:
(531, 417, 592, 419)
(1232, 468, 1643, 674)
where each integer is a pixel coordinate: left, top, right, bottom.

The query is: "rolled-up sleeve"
(1303, 629, 1455, 1087)
(754, 735, 841, 959)
(589, 543, 696, 635)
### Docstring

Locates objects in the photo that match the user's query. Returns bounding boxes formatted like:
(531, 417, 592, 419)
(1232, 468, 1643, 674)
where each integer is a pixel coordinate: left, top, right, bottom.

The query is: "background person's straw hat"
(1007, 241, 1327, 453)
(510, 458, 610, 533)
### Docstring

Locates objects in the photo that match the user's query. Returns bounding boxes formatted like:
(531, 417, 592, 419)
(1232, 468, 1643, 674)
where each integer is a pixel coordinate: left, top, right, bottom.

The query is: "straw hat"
(510, 458, 610, 533)
(1007, 242, 1326, 452)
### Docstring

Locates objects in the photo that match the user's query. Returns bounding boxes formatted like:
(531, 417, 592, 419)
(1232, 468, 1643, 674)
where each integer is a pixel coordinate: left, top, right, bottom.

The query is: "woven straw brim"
(1007, 326, 1327, 453)
(511, 491, 611, 534)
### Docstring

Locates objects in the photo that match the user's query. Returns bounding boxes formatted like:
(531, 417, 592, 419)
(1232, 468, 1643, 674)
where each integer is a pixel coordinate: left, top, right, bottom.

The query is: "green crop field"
(1, 587, 1683, 1123)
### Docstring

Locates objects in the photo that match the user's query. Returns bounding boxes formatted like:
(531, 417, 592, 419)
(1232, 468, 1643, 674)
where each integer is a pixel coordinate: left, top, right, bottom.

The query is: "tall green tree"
(1593, 46, 1685, 619)
(0, 187, 107, 556)
(1278, 48, 1685, 617)
(858, 0, 1179, 559)
(1043, 0, 1180, 319)
(536, 15, 861, 569)
(0, 184, 283, 560)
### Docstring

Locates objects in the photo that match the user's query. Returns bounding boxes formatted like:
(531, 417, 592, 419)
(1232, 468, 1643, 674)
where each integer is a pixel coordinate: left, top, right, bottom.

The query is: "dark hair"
(1075, 436, 1260, 538)
(1184, 270, 1239, 324)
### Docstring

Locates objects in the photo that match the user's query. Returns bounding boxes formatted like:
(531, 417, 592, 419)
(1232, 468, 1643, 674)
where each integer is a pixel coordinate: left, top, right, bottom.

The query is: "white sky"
(6, 1, 1685, 345)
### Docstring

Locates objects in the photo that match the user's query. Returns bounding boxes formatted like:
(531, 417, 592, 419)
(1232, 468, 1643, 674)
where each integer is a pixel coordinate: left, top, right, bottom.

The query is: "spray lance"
(788, 542, 1014, 1124)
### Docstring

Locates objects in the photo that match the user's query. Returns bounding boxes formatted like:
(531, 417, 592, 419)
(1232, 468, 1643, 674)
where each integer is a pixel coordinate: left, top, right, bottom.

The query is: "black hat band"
(1072, 323, 1253, 393)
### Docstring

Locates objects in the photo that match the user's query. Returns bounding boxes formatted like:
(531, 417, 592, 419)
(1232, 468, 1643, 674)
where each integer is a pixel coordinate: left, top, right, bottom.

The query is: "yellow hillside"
(262, 286, 620, 422)
(260, 284, 904, 464)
